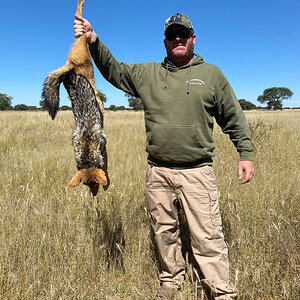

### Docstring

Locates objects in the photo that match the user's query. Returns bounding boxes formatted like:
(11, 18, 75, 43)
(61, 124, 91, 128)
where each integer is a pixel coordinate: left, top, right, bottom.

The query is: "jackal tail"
(42, 64, 73, 120)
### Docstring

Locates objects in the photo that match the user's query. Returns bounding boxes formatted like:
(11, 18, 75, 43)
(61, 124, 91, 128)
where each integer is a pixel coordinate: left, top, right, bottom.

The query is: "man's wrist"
(239, 151, 253, 161)
(88, 31, 97, 43)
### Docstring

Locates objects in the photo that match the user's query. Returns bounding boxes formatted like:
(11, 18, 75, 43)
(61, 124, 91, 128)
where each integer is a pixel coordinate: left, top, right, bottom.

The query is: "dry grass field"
(0, 110, 299, 299)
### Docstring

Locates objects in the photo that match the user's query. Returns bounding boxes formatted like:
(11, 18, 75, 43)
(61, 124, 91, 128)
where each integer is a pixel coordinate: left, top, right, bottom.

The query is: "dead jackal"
(42, 0, 109, 196)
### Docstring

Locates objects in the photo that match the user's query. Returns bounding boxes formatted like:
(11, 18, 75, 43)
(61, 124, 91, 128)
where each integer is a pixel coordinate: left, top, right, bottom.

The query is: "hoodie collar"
(162, 53, 204, 71)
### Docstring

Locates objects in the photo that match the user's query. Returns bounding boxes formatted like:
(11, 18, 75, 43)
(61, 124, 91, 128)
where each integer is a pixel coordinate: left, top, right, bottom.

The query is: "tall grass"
(0, 110, 299, 299)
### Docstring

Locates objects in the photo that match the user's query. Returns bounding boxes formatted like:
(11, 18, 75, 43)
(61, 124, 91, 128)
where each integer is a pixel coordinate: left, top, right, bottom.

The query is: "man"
(74, 13, 254, 300)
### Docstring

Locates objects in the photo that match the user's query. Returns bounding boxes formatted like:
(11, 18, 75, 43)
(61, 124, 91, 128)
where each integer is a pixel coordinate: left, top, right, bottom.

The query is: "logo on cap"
(164, 13, 194, 34)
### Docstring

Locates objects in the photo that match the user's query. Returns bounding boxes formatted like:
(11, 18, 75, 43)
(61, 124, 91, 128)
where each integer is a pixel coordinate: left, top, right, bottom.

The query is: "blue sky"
(1, 0, 299, 108)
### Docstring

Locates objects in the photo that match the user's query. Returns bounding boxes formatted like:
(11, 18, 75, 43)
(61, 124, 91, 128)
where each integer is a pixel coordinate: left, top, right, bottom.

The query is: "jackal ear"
(93, 169, 107, 186)
(68, 171, 83, 188)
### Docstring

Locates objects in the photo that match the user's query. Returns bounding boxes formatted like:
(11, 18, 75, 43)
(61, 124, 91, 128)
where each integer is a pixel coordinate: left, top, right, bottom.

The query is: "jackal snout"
(68, 169, 107, 196)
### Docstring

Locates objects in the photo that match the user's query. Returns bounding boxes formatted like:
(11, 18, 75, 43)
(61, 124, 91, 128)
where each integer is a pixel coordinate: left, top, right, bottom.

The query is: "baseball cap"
(164, 13, 194, 34)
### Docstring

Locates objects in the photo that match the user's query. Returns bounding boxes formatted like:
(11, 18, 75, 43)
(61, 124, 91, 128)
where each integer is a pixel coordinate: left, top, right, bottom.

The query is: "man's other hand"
(238, 160, 254, 184)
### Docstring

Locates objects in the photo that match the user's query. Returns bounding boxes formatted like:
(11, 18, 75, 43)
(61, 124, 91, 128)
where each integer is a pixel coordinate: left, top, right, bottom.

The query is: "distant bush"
(60, 105, 72, 111)
(14, 104, 29, 111)
(238, 99, 256, 110)
(107, 105, 128, 111)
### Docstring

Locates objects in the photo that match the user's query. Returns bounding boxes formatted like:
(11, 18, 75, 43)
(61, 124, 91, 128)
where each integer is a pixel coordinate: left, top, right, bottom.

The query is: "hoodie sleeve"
(88, 36, 144, 98)
(213, 71, 253, 161)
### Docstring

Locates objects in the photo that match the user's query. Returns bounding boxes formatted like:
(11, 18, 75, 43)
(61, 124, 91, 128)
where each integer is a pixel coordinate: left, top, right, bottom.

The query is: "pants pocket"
(209, 190, 222, 227)
(145, 164, 153, 188)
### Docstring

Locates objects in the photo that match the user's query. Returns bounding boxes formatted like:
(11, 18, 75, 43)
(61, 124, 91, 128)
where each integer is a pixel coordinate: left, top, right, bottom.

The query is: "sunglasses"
(165, 29, 191, 41)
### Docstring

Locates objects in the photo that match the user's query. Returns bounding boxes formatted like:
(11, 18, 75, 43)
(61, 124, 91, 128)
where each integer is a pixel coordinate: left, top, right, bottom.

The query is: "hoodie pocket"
(147, 124, 209, 164)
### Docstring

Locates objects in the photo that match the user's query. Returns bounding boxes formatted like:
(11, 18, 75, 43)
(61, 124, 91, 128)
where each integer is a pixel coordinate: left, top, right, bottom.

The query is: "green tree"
(107, 105, 126, 111)
(238, 99, 256, 110)
(39, 100, 46, 110)
(14, 104, 29, 111)
(60, 105, 72, 111)
(125, 93, 143, 111)
(0, 93, 13, 110)
(257, 87, 293, 110)
(97, 90, 107, 104)
(108, 105, 117, 111)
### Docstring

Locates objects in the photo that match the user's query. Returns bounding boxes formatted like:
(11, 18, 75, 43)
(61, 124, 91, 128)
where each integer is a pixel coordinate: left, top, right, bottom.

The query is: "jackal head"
(68, 168, 107, 196)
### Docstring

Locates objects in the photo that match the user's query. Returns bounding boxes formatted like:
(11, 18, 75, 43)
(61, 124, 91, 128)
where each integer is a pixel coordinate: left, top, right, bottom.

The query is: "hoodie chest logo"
(186, 79, 205, 86)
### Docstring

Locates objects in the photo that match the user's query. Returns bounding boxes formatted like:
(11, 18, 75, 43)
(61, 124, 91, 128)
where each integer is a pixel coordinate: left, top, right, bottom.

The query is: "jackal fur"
(42, 0, 108, 196)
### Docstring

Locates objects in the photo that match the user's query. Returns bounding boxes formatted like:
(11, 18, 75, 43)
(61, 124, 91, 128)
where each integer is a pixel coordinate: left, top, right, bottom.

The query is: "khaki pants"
(146, 164, 237, 299)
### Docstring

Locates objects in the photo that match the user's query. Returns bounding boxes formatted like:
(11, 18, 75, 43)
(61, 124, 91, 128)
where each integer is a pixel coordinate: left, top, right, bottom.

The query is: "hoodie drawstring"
(186, 64, 192, 94)
(164, 64, 169, 90)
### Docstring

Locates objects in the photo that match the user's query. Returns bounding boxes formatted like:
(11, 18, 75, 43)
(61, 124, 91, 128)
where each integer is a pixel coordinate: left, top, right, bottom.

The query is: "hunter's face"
(164, 25, 196, 64)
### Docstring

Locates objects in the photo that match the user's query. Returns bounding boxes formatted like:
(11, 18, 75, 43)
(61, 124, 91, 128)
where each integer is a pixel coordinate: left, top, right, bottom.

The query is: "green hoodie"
(89, 37, 253, 168)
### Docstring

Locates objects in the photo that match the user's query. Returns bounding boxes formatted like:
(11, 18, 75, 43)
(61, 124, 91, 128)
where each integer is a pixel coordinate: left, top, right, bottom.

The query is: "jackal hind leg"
(76, 0, 84, 17)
